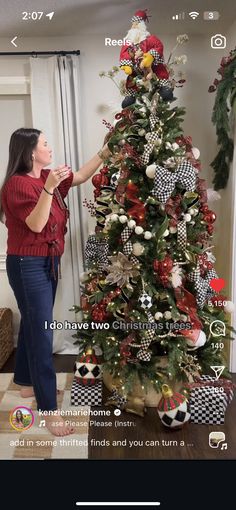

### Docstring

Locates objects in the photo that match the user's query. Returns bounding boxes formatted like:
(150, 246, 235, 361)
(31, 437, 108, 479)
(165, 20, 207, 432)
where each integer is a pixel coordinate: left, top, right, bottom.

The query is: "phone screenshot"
(0, 0, 235, 506)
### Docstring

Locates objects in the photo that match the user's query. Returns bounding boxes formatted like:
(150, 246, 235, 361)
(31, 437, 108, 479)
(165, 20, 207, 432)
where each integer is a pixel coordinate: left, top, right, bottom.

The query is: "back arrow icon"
(11, 36, 18, 47)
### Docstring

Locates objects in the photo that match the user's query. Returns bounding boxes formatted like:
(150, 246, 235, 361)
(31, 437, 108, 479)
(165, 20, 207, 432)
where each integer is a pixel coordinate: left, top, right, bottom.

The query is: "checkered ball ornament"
(74, 348, 102, 385)
(157, 384, 190, 429)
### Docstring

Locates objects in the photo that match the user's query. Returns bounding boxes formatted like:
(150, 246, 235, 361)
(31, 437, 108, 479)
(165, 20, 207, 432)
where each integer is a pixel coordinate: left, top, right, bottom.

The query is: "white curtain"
(30, 55, 87, 353)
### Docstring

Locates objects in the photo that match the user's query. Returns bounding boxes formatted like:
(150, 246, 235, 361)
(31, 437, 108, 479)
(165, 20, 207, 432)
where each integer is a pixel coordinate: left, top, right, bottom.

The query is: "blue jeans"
(6, 255, 60, 411)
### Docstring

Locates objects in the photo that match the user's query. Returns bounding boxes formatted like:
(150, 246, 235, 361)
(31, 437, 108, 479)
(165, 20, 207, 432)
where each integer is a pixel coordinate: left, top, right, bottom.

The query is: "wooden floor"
(2, 350, 236, 460)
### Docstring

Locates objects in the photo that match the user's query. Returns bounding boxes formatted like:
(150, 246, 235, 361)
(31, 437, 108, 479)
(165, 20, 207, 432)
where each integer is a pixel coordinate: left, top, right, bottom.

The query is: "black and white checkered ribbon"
(85, 235, 109, 270)
(177, 220, 187, 249)
(137, 311, 155, 362)
(140, 113, 161, 166)
(151, 161, 196, 203)
(130, 255, 140, 265)
(120, 59, 133, 67)
(121, 226, 133, 256)
(149, 113, 159, 130)
(188, 266, 218, 309)
(140, 131, 161, 165)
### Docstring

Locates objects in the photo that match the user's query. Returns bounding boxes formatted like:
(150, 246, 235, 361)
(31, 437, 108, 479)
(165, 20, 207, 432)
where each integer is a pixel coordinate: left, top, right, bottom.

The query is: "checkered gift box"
(189, 375, 234, 424)
(71, 379, 103, 406)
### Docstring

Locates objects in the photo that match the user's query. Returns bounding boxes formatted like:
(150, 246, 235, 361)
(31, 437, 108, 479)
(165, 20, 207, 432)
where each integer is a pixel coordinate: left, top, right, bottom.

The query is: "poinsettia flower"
(105, 252, 140, 287)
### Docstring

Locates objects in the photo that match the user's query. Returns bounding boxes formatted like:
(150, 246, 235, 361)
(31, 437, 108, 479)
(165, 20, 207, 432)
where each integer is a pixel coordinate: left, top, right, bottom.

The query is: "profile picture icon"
(10, 406, 34, 431)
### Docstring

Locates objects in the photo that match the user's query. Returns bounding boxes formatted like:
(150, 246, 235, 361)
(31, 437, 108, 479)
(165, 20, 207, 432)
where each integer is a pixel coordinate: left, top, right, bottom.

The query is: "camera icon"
(211, 34, 226, 49)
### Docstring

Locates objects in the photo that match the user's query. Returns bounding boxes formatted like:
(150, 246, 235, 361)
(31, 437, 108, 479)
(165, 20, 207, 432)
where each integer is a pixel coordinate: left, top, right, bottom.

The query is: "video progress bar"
(76, 503, 161, 507)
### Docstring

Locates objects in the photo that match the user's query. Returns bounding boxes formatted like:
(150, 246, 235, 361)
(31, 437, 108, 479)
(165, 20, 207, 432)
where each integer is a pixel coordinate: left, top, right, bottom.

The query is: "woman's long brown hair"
(0, 127, 41, 222)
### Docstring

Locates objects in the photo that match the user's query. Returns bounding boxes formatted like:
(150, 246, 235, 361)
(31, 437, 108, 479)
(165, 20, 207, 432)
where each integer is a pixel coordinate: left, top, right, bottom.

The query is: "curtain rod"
(0, 50, 80, 56)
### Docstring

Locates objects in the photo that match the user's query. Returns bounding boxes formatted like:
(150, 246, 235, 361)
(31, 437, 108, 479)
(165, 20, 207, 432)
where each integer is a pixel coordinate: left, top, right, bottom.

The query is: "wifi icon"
(189, 11, 200, 19)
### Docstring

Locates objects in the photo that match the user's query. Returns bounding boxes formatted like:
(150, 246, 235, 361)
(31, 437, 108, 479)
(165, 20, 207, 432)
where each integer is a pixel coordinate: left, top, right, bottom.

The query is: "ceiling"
(0, 0, 234, 38)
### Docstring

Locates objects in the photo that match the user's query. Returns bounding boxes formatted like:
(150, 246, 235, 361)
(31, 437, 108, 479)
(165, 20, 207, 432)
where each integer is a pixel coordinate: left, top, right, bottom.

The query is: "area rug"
(0, 373, 89, 460)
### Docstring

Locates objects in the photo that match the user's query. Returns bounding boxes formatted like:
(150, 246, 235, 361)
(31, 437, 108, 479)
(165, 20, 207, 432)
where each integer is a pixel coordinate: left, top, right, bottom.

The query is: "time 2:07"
(22, 12, 44, 21)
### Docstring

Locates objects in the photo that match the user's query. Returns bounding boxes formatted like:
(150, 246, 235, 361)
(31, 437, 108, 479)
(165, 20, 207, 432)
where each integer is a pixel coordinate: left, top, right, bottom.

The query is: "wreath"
(209, 47, 236, 190)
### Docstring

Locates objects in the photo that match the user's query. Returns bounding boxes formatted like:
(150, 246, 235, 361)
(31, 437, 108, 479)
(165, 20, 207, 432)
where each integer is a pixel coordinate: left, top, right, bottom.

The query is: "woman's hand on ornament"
(99, 143, 112, 161)
(45, 165, 71, 192)
(103, 131, 112, 145)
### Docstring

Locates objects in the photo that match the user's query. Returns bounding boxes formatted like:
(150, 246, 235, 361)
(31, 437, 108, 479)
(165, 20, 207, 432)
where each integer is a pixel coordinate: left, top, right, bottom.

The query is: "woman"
(0, 128, 110, 436)
(12, 409, 25, 429)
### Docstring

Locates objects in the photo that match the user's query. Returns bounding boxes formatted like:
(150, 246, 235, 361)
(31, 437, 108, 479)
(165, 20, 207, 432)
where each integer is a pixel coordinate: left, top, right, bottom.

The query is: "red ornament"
(159, 275, 169, 287)
(153, 259, 159, 272)
(158, 255, 173, 275)
(201, 205, 209, 214)
(207, 225, 214, 235)
(92, 174, 102, 188)
(100, 166, 109, 174)
(205, 211, 216, 223)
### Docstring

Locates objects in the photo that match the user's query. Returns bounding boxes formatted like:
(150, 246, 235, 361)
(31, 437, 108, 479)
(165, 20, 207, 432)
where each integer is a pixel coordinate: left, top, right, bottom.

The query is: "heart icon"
(210, 278, 225, 292)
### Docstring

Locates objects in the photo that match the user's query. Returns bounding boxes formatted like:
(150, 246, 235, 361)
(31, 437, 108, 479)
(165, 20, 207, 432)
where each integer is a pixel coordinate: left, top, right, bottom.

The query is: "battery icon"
(203, 11, 220, 20)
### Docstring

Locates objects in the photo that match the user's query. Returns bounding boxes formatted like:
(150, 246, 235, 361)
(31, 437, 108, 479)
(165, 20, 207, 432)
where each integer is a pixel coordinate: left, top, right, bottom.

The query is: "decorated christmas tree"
(72, 10, 234, 418)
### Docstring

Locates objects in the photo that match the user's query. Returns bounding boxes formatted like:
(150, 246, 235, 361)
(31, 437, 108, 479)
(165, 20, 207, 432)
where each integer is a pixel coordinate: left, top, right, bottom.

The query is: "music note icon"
(39, 419, 46, 427)
(221, 443, 228, 450)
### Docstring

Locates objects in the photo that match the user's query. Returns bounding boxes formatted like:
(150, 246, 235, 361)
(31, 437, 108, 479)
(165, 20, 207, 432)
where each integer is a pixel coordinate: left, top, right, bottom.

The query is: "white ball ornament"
(128, 219, 136, 229)
(172, 143, 180, 151)
(132, 242, 145, 256)
(80, 272, 89, 283)
(224, 301, 235, 313)
(146, 164, 156, 179)
(135, 226, 144, 235)
(164, 311, 172, 320)
(192, 147, 200, 160)
(184, 214, 192, 222)
(110, 214, 119, 222)
(189, 208, 195, 215)
(119, 208, 125, 214)
(119, 215, 127, 224)
(170, 226, 177, 234)
(163, 229, 169, 237)
(155, 312, 163, 320)
(144, 231, 152, 240)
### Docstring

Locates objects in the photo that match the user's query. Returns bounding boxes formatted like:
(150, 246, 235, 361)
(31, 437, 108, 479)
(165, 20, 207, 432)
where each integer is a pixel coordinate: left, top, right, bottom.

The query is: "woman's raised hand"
(45, 165, 71, 192)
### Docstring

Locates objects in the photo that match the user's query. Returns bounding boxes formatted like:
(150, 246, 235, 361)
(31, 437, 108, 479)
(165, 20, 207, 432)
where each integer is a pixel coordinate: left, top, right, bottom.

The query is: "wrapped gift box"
(71, 379, 103, 406)
(189, 375, 234, 425)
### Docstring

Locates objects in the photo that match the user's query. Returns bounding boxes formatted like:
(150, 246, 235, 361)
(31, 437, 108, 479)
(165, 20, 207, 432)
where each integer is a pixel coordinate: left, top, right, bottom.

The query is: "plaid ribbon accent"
(137, 311, 155, 362)
(188, 266, 218, 309)
(151, 161, 196, 203)
(177, 220, 187, 249)
(85, 235, 109, 269)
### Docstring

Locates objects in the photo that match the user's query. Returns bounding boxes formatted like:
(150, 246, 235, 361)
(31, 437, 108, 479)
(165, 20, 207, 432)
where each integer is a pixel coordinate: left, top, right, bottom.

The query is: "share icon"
(210, 365, 225, 380)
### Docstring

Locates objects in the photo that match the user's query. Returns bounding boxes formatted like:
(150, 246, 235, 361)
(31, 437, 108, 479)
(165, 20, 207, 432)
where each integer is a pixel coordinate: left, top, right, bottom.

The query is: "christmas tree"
(73, 12, 234, 403)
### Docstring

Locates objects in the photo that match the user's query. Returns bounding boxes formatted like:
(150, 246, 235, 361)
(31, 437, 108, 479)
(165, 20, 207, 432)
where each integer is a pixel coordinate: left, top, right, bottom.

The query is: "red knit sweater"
(1, 169, 74, 257)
